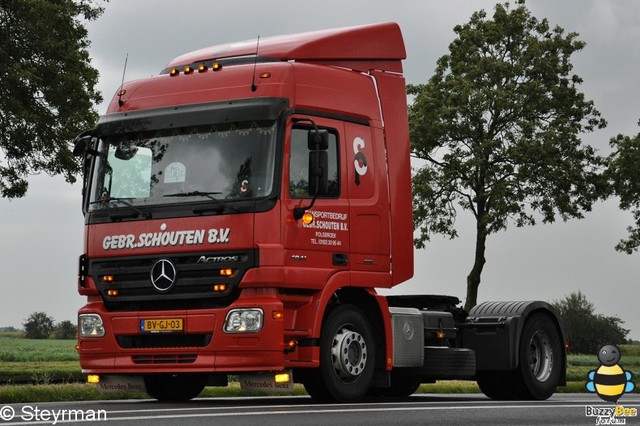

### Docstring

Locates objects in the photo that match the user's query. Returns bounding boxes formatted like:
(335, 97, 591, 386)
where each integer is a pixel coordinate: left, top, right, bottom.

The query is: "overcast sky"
(1, 0, 639, 340)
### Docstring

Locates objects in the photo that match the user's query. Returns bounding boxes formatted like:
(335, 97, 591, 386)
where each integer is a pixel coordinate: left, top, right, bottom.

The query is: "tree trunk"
(465, 222, 487, 312)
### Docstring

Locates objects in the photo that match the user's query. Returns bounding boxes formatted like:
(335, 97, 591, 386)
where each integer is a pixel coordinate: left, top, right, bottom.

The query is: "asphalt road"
(1, 394, 638, 425)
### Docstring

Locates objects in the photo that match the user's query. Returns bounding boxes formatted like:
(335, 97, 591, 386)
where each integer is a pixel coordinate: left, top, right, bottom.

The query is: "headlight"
(224, 309, 263, 333)
(79, 314, 105, 337)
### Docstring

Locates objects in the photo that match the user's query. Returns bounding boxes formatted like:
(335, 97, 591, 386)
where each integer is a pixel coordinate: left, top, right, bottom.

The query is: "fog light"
(275, 372, 290, 383)
(87, 375, 100, 384)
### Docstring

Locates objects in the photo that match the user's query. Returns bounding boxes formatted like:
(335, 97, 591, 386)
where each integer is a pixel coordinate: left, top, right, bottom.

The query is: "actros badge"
(150, 259, 177, 292)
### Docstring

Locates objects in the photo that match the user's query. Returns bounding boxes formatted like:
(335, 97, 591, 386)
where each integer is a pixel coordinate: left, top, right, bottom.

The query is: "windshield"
(88, 121, 277, 212)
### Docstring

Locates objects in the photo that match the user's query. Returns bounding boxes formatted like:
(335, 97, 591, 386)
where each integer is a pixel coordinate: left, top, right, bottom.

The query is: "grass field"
(0, 335, 638, 403)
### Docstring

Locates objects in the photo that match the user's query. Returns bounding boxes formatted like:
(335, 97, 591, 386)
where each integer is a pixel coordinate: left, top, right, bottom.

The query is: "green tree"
(0, 0, 104, 198)
(22, 312, 55, 339)
(552, 291, 628, 354)
(52, 320, 77, 340)
(408, 2, 607, 312)
(607, 122, 640, 254)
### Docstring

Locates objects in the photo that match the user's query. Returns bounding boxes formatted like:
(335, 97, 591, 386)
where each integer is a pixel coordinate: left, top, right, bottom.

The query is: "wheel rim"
(528, 330, 553, 382)
(330, 325, 368, 382)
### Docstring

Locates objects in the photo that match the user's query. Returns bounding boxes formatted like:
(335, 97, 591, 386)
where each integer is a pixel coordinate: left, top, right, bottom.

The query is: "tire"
(517, 312, 563, 399)
(385, 371, 422, 397)
(477, 312, 563, 400)
(144, 374, 207, 402)
(476, 370, 519, 400)
(302, 304, 376, 403)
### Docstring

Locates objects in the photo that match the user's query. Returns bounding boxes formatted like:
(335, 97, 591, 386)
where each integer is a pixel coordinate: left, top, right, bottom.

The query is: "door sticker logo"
(353, 137, 368, 185)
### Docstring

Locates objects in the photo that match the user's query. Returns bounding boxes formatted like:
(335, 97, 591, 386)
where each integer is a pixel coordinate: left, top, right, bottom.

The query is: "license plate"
(140, 318, 183, 333)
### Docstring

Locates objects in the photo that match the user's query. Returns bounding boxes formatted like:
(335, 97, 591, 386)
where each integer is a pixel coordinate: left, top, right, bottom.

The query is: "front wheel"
(302, 304, 376, 403)
(384, 371, 422, 397)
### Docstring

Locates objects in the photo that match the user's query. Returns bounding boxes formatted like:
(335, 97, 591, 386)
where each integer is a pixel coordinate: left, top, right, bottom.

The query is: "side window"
(289, 127, 339, 198)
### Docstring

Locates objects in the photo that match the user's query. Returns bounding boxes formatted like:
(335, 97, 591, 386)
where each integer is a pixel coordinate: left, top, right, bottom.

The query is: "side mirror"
(307, 129, 329, 196)
(72, 132, 98, 157)
(72, 136, 92, 157)
(308, 150, 328, 196)
(293, 129, 330, 220)
(308, 129, 329, 150)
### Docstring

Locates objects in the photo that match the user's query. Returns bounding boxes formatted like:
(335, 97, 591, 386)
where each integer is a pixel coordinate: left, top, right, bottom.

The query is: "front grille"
(117, 333, 212, 349)
(132, 354, 198, 364)
(88, 250, 256, 311)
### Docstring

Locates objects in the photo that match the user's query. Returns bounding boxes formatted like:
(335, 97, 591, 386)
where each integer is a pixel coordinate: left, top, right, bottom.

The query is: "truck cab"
(74, 22, 565, 402)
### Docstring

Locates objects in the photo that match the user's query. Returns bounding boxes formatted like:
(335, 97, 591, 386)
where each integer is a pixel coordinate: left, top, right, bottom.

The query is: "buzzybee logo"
(586, 344, 635, 403)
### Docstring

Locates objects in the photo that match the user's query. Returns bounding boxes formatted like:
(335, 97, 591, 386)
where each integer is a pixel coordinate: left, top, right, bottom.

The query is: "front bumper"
(77, 293, 285, 375)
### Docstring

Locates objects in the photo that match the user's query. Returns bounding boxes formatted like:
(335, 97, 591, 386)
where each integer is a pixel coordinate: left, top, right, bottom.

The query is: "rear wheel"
(144, 374, 207, 402)
(302, 304, 376, 403)
(477, 313, 563, 400)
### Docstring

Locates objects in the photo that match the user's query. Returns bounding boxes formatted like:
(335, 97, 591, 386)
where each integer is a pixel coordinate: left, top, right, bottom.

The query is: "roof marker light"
(184, 65, 194, 74)
(198, 63, 208, 73)
(169, 68, 179, 77)
(212, 62, 222, 71)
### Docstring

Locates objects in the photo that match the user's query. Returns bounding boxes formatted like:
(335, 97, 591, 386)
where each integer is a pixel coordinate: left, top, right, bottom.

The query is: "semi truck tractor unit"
(73, 22, 566, 402)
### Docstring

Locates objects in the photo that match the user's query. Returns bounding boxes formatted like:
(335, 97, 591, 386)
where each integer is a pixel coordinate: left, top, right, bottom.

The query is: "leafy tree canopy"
(52, 320, 77, 340)
(607, 122, 640, 254)
(0, 0, 104, 198)
(22, 311, 55, 339)
(408, 1, 607, 311)
(552, 291, 628, 354)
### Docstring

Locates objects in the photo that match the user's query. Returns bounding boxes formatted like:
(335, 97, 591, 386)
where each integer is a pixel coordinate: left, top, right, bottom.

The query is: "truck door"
(282, 116, 350, 289)
(344, 123, 391, 283)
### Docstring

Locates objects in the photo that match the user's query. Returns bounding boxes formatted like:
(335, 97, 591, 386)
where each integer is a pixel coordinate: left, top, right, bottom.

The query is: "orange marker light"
(259, 72, 272, 79)
(220, 268, 233, 277)
(107, 289, 119, 297)
(184, 66, 194, 74)
(212, 62, 222, 71)
(169, 68, 179, 77)
(103, 275, 114, 283)
(213, 284, 227, 292)
(198, 64, 208, 73)
(302, 212, 314, 225)
(273, 311, 284, 320)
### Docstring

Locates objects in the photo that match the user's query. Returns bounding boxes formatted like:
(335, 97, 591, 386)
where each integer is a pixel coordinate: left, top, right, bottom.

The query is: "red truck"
(73, 22, 566, 403)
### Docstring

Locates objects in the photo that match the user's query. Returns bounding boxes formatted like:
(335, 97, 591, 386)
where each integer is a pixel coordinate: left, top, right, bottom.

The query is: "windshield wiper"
(90, 197, 152, 220)
(163, 191, 239, 214)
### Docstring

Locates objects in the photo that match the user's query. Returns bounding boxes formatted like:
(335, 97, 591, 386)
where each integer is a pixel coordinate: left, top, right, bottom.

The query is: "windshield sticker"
(164, 162, 186, 183)
(102, 225, 230, 251)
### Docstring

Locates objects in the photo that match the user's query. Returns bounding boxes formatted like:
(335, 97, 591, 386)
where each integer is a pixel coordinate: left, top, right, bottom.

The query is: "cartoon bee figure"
(586, 344, 635, 403)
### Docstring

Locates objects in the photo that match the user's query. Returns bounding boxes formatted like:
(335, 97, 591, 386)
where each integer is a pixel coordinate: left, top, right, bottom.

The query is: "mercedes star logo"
(150, 259, 177, 292)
